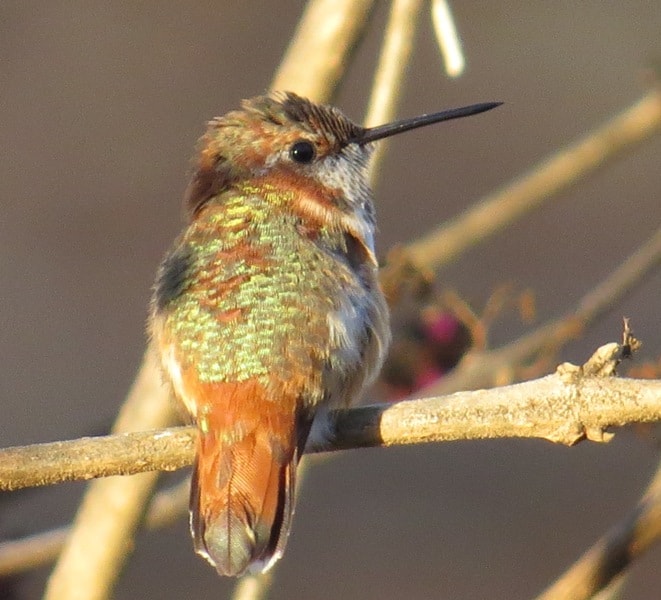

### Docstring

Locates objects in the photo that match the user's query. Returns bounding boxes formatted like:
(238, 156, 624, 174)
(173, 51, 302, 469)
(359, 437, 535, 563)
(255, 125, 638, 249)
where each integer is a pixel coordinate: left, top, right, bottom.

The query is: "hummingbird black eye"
(289, 140, 316, 164)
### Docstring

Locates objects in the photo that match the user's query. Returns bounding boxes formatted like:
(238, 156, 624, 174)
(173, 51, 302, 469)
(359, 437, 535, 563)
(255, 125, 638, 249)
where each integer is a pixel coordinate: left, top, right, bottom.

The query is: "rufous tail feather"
(190, 418, 297, 577)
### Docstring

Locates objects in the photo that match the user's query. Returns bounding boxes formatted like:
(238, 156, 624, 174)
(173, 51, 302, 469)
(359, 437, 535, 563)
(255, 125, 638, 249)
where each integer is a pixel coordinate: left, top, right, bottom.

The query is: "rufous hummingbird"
(150, 92, 499, 577)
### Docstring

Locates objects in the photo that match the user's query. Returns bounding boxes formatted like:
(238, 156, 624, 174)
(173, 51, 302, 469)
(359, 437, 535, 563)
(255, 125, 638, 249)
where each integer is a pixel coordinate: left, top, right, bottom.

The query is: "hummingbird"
(150, 92, 499, 577)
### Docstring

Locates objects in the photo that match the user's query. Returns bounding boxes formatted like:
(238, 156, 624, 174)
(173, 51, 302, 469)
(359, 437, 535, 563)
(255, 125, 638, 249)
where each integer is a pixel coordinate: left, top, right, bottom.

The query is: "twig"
(0, 479, 189, 577)
(430, 0, 465, 77)
(143, 476, 190, 530)
(574, 227, 661, 324)
(0, 430, 194, 491)
(0, 428, 195, 491)
(3, 344, 660, 491)
(231, 572, 274, 600)
(0, 527, 67, 578)
(535, 458, 661, 600)
(591, 576, 628, 600)
(408, 88, 661, 269)
(364, 0, 424, 182)
(43, 347, 177, 600)
(270, 0, 375, 101)
(429, 225, 661, 395)
(380, 88, 661, 292)
(327, 361, 661, 448)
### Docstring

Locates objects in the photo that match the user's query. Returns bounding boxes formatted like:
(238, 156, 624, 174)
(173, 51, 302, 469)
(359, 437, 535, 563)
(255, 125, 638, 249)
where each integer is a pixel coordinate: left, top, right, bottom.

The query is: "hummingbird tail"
(190, 420, 297, 577)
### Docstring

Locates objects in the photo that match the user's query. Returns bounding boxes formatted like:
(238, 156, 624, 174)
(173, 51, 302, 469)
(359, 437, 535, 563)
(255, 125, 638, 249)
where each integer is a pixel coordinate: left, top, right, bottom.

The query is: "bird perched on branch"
(150, 91, 499, 576)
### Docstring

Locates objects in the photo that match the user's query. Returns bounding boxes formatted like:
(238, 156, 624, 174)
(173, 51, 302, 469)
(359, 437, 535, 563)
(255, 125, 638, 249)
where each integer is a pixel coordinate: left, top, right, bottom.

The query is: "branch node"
(584, 425, 615, 443)
(622, 316, 642, 358)
(582, 342, 622, 376)
(545, 422, 614, 446)
(544, 421, 586, 446)
(556, 361, 581, 383)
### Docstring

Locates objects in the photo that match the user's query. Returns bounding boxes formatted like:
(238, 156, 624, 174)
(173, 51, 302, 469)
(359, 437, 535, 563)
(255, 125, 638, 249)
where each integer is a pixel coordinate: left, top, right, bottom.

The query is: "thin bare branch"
(270, 0, 375, 101)
(0, 479, 189, 577)
(408, 88, 661, 269)
(231, 572, 274, 600)
(364, 0, 424, 182)
(0, 430, 194, 491)
(431, 0, 465, 77)
(430, 224, 661, 395)
(535, 459, 661, 600)
(380, 88, 661, 292)
(1, 429, 192, 491)
(143, 477, 190, 530)
(0, 527, 67, 578)
(331, 365, 661, 449)
(574, 226, 661, 324)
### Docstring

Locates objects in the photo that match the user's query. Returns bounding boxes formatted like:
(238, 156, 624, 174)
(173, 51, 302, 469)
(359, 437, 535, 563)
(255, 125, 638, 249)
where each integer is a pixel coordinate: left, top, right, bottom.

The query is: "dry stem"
(0, 479, 189, 577)
(270, 0, 375, 101)
(535, 459, 661, 600)
(364, 0, 424, 182)
(39, 3, 378, 599)
(407, 88, 661, 270)
(430, 0, 465, 77)
(429, 225, 661, 395)
(380, 87, 661, 296)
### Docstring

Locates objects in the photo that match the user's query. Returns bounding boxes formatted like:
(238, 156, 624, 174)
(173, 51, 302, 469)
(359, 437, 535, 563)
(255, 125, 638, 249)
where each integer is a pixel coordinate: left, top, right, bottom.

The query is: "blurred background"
(1, 2, 660, 598)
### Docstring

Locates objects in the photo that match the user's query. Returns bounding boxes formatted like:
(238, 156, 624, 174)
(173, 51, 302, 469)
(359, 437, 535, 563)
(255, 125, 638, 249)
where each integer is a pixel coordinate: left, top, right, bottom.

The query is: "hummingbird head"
(184, 92, 500, 246)
(185, 92, 373, 220)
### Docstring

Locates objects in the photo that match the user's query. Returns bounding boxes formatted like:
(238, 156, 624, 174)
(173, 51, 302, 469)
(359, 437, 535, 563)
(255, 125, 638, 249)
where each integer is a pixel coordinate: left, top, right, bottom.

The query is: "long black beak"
(350, 102, 502, 145)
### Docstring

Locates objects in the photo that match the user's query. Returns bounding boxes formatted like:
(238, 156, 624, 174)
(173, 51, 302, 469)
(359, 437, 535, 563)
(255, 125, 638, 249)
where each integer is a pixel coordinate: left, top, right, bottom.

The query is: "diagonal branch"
(363, 0, 424, 182)
(270, 0, 375, 101)
(428, 224, 661, 395)
(380, 88, 661, 298)
(231, 572, 275, 600)
(430, 0, 465, 78)
(407, 88, 661, 271)
(535, 458, 661, 600)
(42, 5, 380, 600)
(0, 479, 190, 577)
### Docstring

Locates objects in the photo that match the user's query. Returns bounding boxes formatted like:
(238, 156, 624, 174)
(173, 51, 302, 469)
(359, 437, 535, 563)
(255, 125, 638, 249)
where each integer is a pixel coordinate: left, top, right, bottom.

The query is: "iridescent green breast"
(157, 188, 351, 400)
